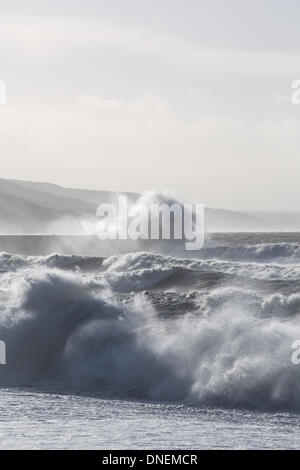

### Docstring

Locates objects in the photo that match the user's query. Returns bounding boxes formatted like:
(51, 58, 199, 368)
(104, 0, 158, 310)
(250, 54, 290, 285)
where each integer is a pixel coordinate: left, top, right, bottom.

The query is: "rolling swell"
(200, 242, 300, 262)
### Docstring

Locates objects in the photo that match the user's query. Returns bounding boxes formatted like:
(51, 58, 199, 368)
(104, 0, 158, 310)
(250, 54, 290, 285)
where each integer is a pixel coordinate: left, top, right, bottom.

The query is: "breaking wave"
(1, 246, 300, 412)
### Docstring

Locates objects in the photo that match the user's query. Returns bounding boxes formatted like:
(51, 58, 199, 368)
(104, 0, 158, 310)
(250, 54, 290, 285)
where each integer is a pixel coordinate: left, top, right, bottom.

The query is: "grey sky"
(0, 0, 300, 210)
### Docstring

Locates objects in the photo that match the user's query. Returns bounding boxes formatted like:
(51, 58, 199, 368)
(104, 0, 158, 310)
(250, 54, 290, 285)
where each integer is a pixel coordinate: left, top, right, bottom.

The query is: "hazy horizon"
(5, 176, 300, 214)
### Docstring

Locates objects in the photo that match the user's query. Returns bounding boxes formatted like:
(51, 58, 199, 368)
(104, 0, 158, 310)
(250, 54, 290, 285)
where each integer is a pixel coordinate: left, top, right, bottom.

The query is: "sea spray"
(0, 255, 300, 410)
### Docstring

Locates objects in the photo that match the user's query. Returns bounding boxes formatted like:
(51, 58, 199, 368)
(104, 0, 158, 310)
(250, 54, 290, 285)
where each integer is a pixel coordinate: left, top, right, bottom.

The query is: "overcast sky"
(0, 0, 300, 210)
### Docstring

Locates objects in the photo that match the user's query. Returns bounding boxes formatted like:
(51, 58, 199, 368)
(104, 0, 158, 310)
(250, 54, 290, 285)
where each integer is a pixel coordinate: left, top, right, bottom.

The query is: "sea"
(1, 233, 300, 449)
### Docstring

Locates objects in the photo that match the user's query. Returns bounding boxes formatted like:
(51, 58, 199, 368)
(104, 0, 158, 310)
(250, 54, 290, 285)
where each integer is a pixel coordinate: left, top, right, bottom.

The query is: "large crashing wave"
(1, 250, 300, 411)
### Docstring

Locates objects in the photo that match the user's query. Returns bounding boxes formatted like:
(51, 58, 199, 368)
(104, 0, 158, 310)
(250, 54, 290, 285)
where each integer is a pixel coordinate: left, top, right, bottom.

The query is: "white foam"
(0, 266, 300, 410)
